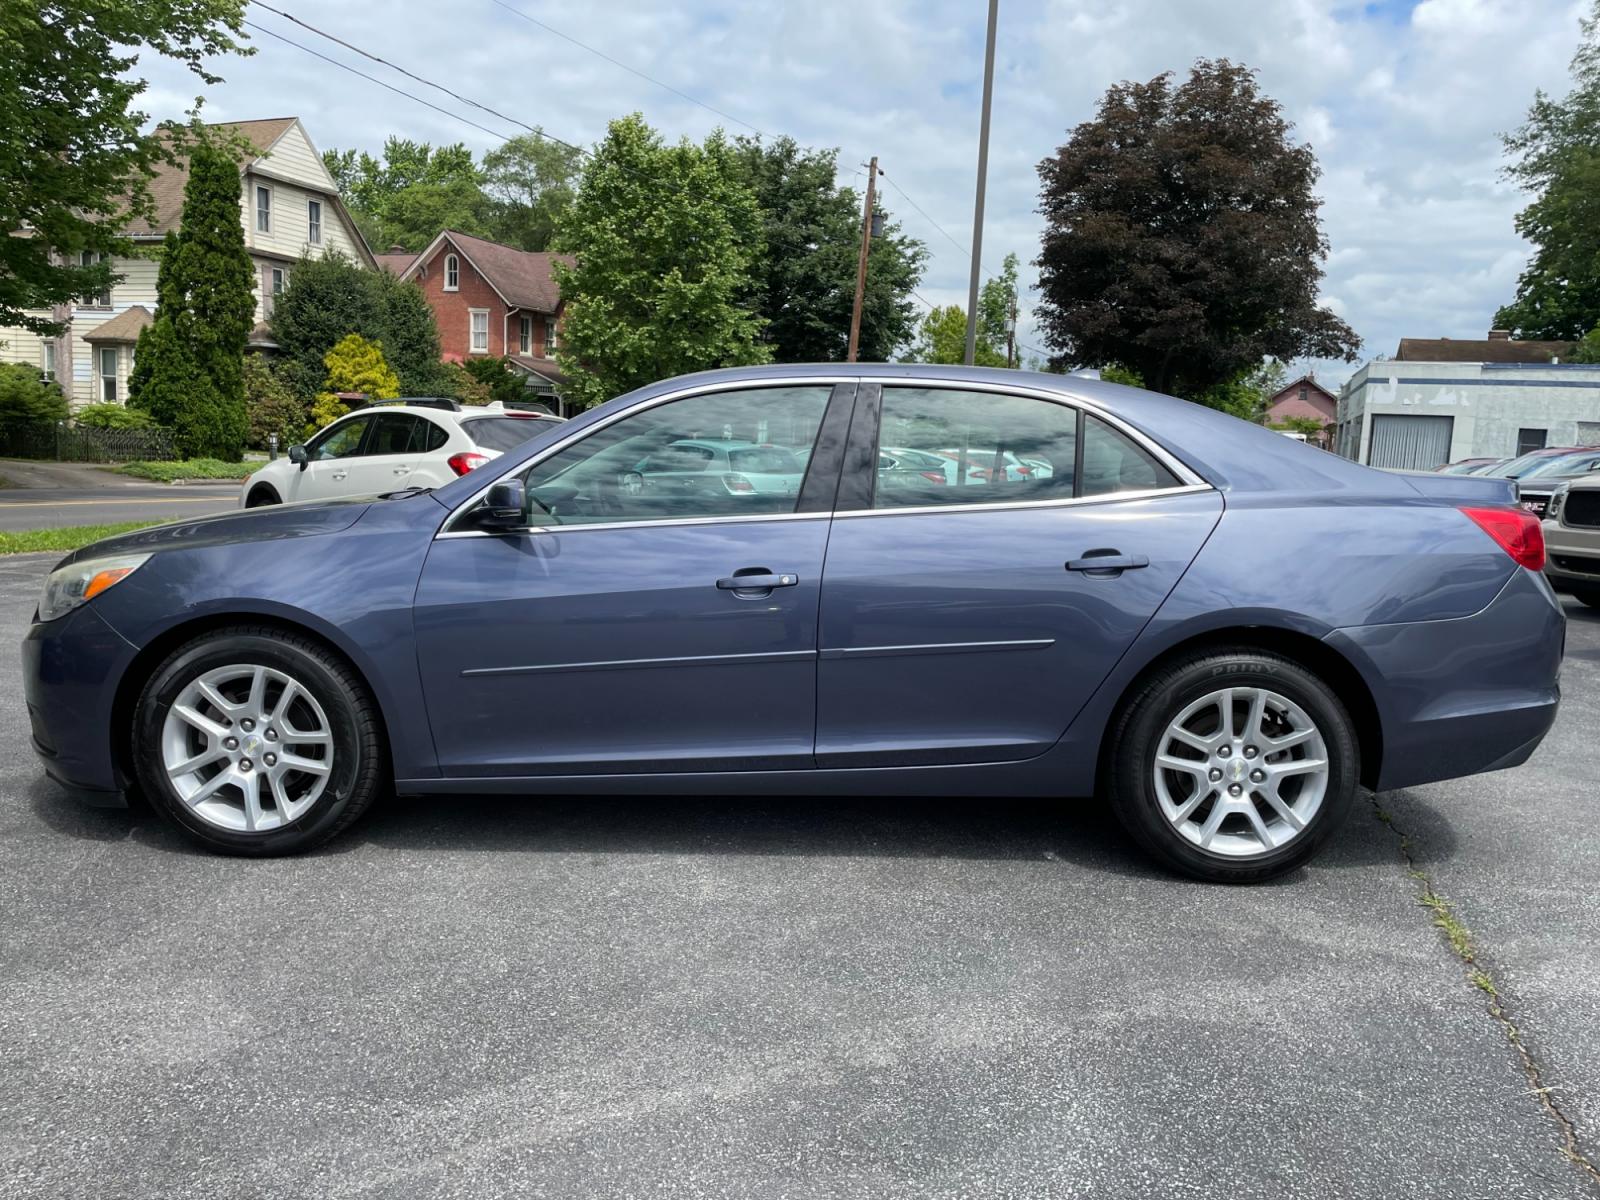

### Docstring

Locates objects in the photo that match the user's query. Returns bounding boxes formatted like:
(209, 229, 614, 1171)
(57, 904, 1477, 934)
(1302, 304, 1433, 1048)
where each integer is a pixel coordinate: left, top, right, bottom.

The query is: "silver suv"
(1544, 472, 1600, 610)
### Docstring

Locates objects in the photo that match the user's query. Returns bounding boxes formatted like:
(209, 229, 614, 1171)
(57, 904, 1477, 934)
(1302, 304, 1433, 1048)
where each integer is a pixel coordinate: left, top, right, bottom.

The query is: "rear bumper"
(1326, 568, 1564, 792)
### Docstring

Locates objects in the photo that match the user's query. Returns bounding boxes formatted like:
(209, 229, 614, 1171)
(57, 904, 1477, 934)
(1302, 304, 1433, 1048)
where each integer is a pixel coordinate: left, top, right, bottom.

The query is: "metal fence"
(0, 423, 176, 463)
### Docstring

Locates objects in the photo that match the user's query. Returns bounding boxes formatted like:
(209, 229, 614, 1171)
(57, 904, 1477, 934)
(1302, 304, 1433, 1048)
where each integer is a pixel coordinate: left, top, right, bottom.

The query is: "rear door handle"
(393, 466, 410, 475)
(330, 471, 348, 481)
(1066, 552, 1150, 575)
(717, 572, 799, 591)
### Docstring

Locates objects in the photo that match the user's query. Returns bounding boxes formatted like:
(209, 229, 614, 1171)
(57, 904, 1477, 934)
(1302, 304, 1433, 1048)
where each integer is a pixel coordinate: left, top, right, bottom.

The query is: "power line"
(487, 0, 764, 136)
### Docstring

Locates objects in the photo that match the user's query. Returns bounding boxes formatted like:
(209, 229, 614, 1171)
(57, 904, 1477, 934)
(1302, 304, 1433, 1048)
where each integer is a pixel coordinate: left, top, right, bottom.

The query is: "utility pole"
(848, 156, 880, 363)
(1005, 291, 1017, 369)
(963, 0, 999, 365)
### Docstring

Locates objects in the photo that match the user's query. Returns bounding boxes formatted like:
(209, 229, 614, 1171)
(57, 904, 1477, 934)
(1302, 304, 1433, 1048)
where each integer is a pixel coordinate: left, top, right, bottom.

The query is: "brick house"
(400, 230, 572, 406)
(1264, 374, 1338, 445)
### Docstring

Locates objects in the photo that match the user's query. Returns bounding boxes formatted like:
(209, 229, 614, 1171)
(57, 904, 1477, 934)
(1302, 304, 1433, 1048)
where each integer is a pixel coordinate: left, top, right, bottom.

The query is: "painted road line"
(0, 497, 232, 508)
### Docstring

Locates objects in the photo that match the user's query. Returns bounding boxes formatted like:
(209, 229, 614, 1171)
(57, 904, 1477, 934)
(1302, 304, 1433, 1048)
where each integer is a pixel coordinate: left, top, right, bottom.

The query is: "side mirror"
(479, 478, 527, 529)
(288, 444, 308, 470)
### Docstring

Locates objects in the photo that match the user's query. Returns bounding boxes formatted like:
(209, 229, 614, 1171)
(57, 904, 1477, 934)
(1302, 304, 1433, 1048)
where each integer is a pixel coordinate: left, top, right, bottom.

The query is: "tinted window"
(1080, 415, 1180, 496)
(420, 419, 449, 452)
(509, 387, 830, 527)
(461, 415, 548, 452)
(1524, 451, 1600, 479)
(872, 388, 1077, 509)
(310, 417, 370, 460)
(368, 414, 424, 456)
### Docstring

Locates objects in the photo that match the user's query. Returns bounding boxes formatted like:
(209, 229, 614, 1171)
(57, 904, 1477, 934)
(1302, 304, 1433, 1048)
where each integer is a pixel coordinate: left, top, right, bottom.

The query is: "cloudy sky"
(139, 0, 1588, 385)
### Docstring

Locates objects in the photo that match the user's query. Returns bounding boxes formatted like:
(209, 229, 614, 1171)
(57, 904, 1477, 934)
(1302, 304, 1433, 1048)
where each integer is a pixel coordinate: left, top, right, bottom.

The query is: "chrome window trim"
(435, 373, 1211, 538)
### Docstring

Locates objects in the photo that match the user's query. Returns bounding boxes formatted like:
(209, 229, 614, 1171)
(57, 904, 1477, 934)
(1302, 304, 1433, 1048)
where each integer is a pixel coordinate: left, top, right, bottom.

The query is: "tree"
(460, 356, 525, 405)
(310, 334, 399, 431)
(730, 136, 926, 362)
(268, 252, 447, 400)
(977, 253, 1021, 364)
(243, 355, 305, 449)
(323, 138, 489, 251)
(127, 139, 252, 459)
(554, 115, 769, 410)
(0, 0, 247, 336)
(0, 363, 69, 427)
(1035, 59, 1359, 401)
(481, 132, 583, 251)
(1574, 321, 1600, 363)
(1495, 3, 1600, 340)
(911, 304, 1006, 367)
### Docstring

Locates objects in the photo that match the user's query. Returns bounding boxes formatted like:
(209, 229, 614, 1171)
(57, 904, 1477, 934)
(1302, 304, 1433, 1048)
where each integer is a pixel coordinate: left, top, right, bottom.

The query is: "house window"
(444, 254, 459, 291)
(544, 317, 558, 355)
(307, 199, 322, 244)
(272, 267, 287, 299)
(1298, 385, 1309, 402)
(470, 309, 489, 353)
(1517, 427, 1548, 455)
(519, 315, 532, 355)
(42, 342, 55, 381)
(99, 347, 118, 403)
(79, 250, 111, 307)
(256, 186, 271, 233)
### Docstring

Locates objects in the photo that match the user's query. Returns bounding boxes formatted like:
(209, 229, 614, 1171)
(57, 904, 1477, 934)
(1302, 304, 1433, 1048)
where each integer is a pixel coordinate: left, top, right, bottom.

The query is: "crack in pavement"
(1372, 797, 1600, 1192)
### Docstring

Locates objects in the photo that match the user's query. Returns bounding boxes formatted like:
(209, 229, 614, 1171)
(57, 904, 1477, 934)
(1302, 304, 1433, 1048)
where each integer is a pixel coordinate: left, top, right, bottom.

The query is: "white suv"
(241, 400, 562, 508)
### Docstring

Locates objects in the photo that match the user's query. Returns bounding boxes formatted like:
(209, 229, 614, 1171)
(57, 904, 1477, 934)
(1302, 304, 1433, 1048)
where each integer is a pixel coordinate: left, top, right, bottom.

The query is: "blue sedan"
(22, 365, 1563, 881)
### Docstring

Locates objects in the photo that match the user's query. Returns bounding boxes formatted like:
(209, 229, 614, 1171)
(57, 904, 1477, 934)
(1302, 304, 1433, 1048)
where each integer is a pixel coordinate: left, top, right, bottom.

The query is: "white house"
(1335, 331, 1600, 469)
(0, 117, 375, 408)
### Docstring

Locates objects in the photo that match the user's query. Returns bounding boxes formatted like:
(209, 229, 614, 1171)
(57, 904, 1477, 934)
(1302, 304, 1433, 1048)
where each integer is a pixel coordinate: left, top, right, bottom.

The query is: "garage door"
(1367, 414, 1454, 470)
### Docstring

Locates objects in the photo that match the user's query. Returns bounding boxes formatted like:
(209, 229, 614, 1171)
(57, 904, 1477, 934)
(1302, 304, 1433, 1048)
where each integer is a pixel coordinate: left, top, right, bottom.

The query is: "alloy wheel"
(1151, 686, 1329, 858)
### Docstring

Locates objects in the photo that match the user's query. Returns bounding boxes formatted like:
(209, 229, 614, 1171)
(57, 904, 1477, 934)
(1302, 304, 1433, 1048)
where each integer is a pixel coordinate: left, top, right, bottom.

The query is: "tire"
(131, 627, 385, 855)
(1105, 649, 1359, 883)
(245, 485, 281, 508)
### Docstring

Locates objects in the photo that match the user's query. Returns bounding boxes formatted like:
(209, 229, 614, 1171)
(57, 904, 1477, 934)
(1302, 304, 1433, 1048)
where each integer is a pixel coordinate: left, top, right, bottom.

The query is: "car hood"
(56, 497, 374, 568)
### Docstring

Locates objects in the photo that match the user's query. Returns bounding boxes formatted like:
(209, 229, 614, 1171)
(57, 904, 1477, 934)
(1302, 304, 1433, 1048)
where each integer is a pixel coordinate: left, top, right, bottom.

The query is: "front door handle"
(330, 470, 348, 481)
(716, 571, 799, 592)
(393, 466, 410, 475)
(1066, 551, 1150, 576)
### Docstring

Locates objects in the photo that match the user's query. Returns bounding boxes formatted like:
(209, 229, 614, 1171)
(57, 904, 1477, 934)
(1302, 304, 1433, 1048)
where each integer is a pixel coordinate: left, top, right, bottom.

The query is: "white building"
(1335, 332, 1600, 469)
(0, 117, 374, 408)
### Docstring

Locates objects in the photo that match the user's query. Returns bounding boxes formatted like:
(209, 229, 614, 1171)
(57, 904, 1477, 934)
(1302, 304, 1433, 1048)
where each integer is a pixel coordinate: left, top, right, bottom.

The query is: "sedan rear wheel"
(1108, 650, 1358, 882)
(133, 628, 384, 855)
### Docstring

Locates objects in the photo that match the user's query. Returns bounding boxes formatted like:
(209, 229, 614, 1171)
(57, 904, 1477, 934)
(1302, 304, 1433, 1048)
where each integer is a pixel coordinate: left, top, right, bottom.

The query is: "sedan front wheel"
(132, 628, 384, 855)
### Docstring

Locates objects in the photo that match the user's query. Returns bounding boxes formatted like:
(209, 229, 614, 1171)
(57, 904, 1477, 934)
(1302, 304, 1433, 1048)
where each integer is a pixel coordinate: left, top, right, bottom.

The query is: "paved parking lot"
(2, 549, 1597, 1199)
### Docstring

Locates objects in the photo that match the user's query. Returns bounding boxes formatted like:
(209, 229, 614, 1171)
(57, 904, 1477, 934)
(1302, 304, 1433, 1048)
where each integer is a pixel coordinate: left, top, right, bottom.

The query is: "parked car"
(240, 399, 563, 507)
(1507, 448, 1600, 519)
(620, 439, 805, 500)
(1543, 471, 1600, 608)
(26, 365, 1563, 883)
(1485, 446, 1592, 480)
(1435, 457, 1502, 475)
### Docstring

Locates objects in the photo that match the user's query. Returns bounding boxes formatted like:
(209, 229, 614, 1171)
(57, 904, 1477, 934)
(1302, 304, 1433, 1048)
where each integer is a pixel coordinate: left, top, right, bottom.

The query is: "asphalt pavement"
(0, 460, 241, 531)
(1, 550, 1596, 1199)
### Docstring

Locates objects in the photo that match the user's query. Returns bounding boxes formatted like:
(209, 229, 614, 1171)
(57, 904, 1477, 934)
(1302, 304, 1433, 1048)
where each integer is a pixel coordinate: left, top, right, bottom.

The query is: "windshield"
(462, 416, 553, 453)
(1522, 451, 1600, 479)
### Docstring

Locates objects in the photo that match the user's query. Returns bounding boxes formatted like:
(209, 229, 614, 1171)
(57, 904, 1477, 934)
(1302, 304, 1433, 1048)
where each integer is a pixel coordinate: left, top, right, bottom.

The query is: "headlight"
(38, 552, 151, 623)
(1549, 482, 1570, 522)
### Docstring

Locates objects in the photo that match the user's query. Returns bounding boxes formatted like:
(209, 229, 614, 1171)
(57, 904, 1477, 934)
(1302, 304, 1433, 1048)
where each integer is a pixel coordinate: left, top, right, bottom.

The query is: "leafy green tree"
(323, 138, 488, 251)
(75, 402, 154, 428)
(730, 136, 927, 362)
(1496, 3, 1600, 339)
(1036, 59, 1359, 399)
(481, 132, 583, 251)
(0, 363, 69, 426)
(977, 253, 1021, 363)
(460, 356, 526, 405)
(1574, 321, 1600, 362)
(441, 361, 492, 406)
(243, 355, 305, 449)
(0, 0, 247, 336)
(555, 115, 769, 410)
(268, 251, 447, 400)
(310, 334, 399, 432)
(1275, 415, 1327, 437)
(911, 304, 1006, 367)
(128, 140, 252, 459)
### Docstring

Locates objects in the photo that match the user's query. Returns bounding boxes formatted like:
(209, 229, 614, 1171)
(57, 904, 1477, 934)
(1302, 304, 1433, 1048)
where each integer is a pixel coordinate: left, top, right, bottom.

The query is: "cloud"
(135, 0, 1588, 380)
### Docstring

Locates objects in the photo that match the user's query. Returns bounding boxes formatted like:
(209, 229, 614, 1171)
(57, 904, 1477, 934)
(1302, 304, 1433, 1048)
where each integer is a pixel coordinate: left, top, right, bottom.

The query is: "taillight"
(919, 471, 947, 484)
(447, 452, 489, 476)
(722, 474, 754, 493)
(1460, 506, 1545, 570)
(1014, 464, 1032, 478)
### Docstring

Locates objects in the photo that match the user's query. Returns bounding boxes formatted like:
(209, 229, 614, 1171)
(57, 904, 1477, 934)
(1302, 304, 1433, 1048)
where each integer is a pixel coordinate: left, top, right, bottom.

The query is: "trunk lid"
(1397, 471, 1518, 507)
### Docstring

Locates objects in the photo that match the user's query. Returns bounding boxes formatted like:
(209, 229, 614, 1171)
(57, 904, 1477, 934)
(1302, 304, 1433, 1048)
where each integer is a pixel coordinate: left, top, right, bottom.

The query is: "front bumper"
(1326, 567, 1564, 792)
(1543, 517, 1600, 593)
(22, 603, 140, 800)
